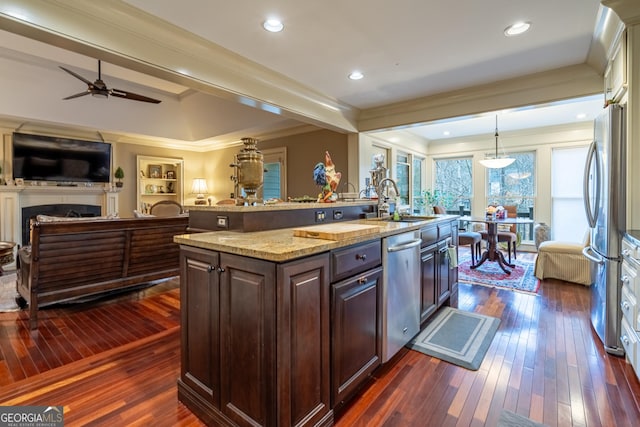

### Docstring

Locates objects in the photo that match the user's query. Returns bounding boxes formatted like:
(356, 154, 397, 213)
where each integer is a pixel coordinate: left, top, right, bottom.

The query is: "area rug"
(458, 251, 540, 294)
(497, 410, 548, 427)
(0, 272, 20, 312)
(407, 306, 500, 370)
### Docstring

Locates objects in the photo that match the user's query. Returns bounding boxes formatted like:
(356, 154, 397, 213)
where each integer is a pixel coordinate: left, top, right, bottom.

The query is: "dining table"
(460, 215, 534, 274)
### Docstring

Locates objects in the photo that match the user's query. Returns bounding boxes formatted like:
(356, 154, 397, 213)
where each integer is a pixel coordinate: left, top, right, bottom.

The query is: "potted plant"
(114, 166, 124, 188)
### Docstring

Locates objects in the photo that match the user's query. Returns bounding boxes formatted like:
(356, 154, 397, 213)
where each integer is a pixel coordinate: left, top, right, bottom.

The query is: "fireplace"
(21, 204, 102, 245)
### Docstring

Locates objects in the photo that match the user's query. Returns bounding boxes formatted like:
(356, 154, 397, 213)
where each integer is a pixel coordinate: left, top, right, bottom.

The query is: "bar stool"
(458, 231, 481, 265)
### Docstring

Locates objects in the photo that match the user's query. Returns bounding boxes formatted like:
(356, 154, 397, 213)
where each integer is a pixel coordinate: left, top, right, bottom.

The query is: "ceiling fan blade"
(59, 66, 93, 86)
(110, 88, 161, 104)
(63, 91, 91, 100)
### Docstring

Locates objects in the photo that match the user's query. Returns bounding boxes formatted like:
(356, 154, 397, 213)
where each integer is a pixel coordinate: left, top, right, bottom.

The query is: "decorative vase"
(534, 222, 551, 249)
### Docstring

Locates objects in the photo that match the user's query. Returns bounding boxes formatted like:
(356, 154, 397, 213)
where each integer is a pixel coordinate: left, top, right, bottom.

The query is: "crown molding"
(357, 64, 602, 132)
(602, 0, 640, 25)
(0, 115, 322, 153)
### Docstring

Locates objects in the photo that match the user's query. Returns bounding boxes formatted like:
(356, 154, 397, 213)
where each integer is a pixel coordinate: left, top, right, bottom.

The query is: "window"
(551, 146, 588, 241)
(485, 151, 535, 241)
(396, 153, 410, 205)
(394, 152, 425, 211)
(262, 148, 287, 200)
(412, 156, 424, 211)
(434, 157, 473, 214)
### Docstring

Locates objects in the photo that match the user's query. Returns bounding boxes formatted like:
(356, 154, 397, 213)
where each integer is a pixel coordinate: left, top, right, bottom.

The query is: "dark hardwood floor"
(0, 249, 638, 426)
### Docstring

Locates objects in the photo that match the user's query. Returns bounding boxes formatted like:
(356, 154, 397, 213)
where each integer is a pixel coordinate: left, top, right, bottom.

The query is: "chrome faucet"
(338, 181, 357, 200)
(377, 178, 400, 217)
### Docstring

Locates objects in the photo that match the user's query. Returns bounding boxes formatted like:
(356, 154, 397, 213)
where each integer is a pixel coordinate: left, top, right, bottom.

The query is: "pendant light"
(479, 115, 515, 169)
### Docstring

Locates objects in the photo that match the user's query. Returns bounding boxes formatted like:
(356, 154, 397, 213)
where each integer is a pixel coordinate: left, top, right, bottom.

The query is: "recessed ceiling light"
(349, 71, 364, 80)
(263, 18, 284, 32)
(443, 131, 450, 136)
(504, 21, 531, 36)
(576, 113, 587, 119)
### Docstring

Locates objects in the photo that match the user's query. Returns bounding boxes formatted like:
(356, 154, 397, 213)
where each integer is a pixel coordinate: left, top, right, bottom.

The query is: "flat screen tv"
(12, 132, 112, 183)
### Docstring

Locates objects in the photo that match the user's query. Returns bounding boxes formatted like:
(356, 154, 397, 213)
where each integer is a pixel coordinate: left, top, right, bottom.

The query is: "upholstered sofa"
(16, 215, 189, 329)
(534, 233, 594, 286)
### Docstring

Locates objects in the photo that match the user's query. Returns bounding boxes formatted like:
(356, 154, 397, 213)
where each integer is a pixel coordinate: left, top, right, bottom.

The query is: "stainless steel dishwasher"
(381, 230, 422, 362)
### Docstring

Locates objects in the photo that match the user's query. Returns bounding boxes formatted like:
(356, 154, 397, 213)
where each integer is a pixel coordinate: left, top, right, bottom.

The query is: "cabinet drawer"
(622, 239, 640, 265)
(621, 283, 638, 329)
(438, 222, 452, 239)
(621, 260, 639, 297)
(621, 316, 638, 372)
(420, 225, 438, 247)
(331, 240, 381, 282)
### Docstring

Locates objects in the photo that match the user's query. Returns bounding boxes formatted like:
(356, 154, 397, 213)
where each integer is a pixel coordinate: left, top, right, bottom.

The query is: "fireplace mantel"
(14, 184, 111, 194)
(0, 184, 120, 250)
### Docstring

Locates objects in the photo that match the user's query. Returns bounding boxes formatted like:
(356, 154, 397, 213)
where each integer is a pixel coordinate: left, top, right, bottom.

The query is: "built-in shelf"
(136, 155, 184, 213)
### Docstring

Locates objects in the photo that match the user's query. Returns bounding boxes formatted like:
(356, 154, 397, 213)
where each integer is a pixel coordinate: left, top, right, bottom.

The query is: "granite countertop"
(174, 215, 457, 262)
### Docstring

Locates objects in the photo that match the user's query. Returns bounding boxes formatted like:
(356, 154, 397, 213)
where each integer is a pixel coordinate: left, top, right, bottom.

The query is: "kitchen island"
(174, 214, 458, 427)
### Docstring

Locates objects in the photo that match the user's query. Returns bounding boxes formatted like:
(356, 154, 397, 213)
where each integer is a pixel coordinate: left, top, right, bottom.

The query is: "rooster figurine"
(324, 151, 341, 193)
(313, 162, 327, 186)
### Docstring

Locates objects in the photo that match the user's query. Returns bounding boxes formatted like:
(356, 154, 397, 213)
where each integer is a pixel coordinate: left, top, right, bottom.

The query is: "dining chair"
(458, 231, 482, 264)
(433, 205, 447, 214)
(480, 205, 517, 262)
(149, 200, 184, 217)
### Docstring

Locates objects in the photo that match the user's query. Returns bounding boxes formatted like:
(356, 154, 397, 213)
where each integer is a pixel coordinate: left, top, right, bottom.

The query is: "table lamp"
(191, 178, 209, 205)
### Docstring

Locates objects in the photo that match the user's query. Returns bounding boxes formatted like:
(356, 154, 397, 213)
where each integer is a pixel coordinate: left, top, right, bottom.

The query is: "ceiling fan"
(59, 60, 161, 104)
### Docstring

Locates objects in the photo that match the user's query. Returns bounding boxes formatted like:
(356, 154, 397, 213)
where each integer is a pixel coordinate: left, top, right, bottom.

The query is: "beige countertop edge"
(175, 215, 458, 262)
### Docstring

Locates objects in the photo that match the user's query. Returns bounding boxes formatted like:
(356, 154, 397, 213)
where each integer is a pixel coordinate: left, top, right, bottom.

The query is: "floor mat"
(407, 306, 500, 370)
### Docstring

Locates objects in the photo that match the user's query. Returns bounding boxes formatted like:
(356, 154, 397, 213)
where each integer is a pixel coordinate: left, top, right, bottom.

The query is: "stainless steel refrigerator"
(582, 104, 625, 356)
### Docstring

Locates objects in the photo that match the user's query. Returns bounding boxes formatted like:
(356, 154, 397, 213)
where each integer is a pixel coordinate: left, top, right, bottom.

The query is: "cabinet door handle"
(357, 276, 367, 284)
(355, 253, 367, 261)
(622, 335, 630, 346)
(217, 266, 225, 273)
(207, 265, 215, 273)
(622, 275, 629, 285)
(622, 301, 630, 311)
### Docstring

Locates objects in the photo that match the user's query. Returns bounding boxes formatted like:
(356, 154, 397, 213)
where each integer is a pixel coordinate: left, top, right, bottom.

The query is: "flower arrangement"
(486, 205, 506, 219)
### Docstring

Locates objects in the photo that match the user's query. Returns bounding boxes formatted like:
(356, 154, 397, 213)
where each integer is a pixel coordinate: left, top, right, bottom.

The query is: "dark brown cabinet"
(179, 246, 220, 407)
(178, 246, 332, 427)
(331, 266, 382, 408)
(449, 226, 459, 307)
(330, 240, 382, 408)
(219, 253, 277, 427)
(178, 218, 458, 426)
(277, 254, 332, 427)
(419, 220, 458, 326)
(420, 243, 437, 323)
(437, 241, 451, 305)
